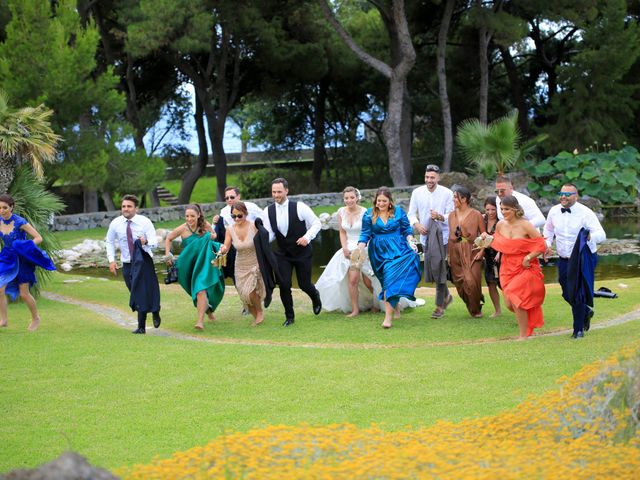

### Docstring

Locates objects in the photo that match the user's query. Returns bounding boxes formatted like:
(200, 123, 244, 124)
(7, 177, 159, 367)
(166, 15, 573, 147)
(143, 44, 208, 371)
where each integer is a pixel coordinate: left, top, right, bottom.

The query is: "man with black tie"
(106, 194, 161, 334)
(263, 178, 322, 326)
(544, 184, 606, 339)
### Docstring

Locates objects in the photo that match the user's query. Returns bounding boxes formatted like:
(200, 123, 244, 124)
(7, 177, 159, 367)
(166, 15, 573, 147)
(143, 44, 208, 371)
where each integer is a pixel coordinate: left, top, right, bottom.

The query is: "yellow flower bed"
(119, 342, 640, 479)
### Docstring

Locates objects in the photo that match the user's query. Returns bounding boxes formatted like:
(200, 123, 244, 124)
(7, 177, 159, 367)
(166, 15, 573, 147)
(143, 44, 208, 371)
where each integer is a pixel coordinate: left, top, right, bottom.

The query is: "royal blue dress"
(358, 206, 421, 308)
(0, 214, 56, 300)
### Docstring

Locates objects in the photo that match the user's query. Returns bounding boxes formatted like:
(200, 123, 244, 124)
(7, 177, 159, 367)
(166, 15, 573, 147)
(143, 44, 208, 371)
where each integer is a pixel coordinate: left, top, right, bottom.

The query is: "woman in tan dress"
(447, 186, 486, 317)
(219, 201, 266, 326)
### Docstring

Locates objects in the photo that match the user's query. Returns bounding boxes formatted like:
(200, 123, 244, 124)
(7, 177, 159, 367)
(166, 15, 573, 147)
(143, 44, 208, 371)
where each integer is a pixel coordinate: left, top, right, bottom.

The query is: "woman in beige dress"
(219, 201, 266, 326)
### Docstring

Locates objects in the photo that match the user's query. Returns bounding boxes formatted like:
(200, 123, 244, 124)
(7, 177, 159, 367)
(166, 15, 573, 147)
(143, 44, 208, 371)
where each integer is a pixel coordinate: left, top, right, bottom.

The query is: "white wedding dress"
(316, 207, 424, 313)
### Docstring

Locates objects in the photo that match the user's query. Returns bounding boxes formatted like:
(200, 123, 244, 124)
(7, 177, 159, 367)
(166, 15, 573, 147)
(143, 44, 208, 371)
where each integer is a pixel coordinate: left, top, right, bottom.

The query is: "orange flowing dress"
(491, 232, 546, 336)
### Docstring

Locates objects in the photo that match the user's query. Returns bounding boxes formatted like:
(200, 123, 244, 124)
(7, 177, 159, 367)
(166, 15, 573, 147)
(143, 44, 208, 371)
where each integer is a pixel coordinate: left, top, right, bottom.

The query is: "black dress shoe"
(152, 313, 161, 329)
(571, 330, 584, 339)
(132, 328, 146, 334)
(312, 294, 322, 315)
(283, 318, 295, 327)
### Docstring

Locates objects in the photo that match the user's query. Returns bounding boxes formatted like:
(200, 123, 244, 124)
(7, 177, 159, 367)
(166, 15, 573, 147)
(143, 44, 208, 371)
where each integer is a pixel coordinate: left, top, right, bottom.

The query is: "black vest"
(268, 200, 312, 257)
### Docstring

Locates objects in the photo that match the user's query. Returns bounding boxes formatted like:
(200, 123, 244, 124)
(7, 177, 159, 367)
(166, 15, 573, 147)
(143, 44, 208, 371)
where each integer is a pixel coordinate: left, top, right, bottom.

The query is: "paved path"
(42, 291, 640, 349)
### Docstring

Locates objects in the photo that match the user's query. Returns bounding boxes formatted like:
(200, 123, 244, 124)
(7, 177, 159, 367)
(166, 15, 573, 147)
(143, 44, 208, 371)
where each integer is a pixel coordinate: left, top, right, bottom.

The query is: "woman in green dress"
(165, 204, 225, 330)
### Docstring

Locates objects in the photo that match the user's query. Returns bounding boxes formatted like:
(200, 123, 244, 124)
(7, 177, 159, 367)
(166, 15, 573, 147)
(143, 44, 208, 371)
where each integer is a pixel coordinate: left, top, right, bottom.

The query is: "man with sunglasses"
(408, 164, 455, 318)
(264, 177, 322, 326)
(213, 186, 264, 282)
(543, 184, 606, 339)
(494, 175, 545, 228)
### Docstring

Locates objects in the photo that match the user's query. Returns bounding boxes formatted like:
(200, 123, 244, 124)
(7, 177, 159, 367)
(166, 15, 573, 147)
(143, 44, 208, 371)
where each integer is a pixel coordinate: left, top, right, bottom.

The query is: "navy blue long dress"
(358, 206, 421, 308)
(0, 214, 56, 300)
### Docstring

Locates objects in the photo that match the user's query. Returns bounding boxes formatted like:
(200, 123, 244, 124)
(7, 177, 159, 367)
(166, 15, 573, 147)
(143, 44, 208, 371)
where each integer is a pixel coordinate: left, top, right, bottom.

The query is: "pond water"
(63, 217, 640, 285)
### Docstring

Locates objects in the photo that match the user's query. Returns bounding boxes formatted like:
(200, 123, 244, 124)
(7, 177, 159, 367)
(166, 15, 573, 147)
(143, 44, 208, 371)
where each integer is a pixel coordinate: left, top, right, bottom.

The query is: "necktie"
(126, 220, 135, 255)
(561, 207, 571, 214)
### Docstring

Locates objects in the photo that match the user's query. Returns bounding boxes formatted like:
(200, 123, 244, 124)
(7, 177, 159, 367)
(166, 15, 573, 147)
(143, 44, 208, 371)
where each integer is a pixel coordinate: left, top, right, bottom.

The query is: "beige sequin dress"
(230, 223, 266, 307)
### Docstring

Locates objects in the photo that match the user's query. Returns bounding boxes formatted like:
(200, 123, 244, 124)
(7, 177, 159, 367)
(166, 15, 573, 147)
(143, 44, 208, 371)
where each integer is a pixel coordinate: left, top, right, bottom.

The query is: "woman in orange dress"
(447, 186, 486, 317)
(485, 195, 546, 340)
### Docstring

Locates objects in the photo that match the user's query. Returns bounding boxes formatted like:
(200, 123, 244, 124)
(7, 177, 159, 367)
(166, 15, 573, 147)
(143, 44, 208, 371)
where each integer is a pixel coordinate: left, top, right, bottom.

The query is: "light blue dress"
(358, 206, 421, 308)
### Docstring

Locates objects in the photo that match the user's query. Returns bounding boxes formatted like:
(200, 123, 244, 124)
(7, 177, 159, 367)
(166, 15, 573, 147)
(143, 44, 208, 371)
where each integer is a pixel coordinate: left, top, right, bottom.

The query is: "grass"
(1, 273, 639, 473)
(161, 174, 242, 205)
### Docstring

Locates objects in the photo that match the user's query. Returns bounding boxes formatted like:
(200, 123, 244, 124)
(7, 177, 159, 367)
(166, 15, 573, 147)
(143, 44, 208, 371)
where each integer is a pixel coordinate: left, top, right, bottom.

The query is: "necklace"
(1, 215, 13, 224)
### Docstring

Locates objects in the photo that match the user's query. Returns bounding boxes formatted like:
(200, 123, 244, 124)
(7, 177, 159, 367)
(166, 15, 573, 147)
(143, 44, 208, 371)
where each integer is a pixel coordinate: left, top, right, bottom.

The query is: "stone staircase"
(155, 185, 179, 205)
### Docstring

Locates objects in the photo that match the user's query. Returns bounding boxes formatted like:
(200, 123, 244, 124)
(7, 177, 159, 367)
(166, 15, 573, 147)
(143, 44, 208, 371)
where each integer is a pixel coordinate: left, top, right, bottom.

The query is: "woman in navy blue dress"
(0, 194, 56, 331)
(358, 187, 421, 328)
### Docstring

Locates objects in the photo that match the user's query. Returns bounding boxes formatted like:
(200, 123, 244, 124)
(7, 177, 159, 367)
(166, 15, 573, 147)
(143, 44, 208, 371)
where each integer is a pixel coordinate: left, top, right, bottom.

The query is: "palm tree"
(0, 91, 60, 194)
(456, 109, 522, 177)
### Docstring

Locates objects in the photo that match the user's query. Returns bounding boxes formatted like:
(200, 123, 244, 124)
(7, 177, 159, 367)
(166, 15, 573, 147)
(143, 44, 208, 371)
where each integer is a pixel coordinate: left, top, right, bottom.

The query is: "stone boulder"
(0, 452, 119, 480)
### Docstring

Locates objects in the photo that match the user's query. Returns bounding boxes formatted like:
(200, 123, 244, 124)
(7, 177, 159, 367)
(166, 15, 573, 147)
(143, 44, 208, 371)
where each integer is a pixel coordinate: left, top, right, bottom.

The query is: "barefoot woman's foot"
(28, 317, 40, 331)
(195, 323, 204, 331)
(382, 317, 392, 329)
(207, 312, 215, 322)
(393, 309, 401, 319)
(346, 310, 359, 318)
(491, 311, 502, 318)
(252, 312, 264, 327)
(0, 320, 7, 327)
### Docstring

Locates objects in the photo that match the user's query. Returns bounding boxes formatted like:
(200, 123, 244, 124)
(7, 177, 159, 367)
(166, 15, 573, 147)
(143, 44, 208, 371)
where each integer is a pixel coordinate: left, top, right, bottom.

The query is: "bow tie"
(561, 207, 571, 214)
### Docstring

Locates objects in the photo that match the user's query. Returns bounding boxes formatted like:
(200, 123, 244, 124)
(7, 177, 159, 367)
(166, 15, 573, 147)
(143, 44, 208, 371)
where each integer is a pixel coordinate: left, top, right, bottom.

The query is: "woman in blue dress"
(357, 187, 422, 328)
(0, 194, 56, 331)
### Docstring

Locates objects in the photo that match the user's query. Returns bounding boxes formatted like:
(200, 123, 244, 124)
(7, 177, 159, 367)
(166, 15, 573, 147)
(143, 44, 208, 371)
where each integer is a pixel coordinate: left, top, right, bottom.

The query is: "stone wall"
(50, 186, 419, 231)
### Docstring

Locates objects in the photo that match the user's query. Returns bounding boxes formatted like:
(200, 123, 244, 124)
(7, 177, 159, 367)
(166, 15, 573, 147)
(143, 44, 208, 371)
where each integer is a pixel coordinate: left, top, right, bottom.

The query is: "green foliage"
(104, 149, 166, 199)
(8, 165, 65, 293)
(525, 145, 640, 205)
(456, 110, 522, 176)
(238, 167, 311, 199)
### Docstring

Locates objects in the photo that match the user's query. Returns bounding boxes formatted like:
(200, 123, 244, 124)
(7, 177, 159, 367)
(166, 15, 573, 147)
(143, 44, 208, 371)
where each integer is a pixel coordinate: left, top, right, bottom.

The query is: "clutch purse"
(349, 248, 367, 270)
(473, 235, 494, 249)
(164, 265, 179, 284)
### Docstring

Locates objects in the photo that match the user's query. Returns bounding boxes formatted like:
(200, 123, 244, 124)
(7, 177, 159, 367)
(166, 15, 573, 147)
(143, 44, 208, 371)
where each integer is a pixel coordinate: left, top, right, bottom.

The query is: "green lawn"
(1, 273, 639, 473)
(161, 174, 242, 205)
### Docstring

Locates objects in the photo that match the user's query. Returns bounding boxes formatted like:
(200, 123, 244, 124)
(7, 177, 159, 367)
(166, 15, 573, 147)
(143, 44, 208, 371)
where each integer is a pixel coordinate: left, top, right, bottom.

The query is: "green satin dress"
(176, 233, 225, 312)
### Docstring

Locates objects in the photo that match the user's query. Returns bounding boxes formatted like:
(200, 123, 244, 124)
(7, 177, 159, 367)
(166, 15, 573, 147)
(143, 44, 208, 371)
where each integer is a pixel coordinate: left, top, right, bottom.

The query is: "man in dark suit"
(263, 178, 322, 326)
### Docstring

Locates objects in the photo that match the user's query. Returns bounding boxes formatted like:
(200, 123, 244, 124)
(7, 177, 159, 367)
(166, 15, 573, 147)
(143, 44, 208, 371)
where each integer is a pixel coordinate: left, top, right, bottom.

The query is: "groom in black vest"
(264, 177, 322, 326)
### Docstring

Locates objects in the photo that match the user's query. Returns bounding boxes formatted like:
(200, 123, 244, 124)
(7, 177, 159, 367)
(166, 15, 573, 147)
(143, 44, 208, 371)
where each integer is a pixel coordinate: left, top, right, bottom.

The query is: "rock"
(0, 452, 119, 480)
(60, 263, 73, 272)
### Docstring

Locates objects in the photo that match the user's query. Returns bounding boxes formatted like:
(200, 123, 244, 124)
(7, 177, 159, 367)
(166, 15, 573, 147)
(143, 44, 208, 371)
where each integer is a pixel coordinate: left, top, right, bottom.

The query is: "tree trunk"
(101, 191, 116, 211)
(83, 188, 99, 213)
(437, 0, 455, 172)
(498, 46, 529, 135)
(312, 78, 328, 189)
(0, 157, 14, 194)
(384, 75, 411, 186)
(478, 26, 490, 125)
(178, 89, 209, 205)
(203, 98, 228, 202)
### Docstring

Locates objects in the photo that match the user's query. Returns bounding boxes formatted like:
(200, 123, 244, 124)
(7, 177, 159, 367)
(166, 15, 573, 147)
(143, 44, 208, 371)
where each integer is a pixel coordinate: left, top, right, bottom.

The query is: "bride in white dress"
(316, 187, 377, 316)
(316, 187, 424, 316)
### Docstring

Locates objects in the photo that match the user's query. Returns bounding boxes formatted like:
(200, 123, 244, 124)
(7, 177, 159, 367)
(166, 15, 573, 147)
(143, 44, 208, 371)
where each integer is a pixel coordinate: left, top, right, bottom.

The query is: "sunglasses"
(558, 192, 576, 197)
(231, 214, 244, 219)
(425, 164, 440, 173)
(225, 196, 237, 200)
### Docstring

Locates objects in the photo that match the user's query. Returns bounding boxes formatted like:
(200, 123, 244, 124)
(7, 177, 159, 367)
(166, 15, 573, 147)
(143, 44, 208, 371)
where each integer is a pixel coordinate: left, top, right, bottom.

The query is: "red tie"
(126, 220, 135, 255)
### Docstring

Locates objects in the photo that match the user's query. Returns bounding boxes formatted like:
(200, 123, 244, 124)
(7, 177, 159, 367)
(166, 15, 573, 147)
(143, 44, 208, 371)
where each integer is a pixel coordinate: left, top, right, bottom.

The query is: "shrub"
(525, 146, 640, 205)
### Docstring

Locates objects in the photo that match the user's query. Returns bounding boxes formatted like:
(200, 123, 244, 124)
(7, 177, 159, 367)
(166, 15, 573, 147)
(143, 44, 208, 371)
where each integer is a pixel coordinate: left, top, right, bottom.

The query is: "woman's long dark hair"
(186, 204, 206, 234)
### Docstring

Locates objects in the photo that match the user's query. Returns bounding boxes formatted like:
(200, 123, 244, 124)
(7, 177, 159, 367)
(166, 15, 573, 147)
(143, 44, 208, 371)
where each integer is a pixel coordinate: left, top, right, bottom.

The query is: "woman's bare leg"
(0, 286, 8, 327)
(346, 269, 361, 317)
(515, 307, 529, 340)
(249, 291, 264, 326)
(488, 283, 502, 317)
(195, 290, 208, 329)
(382, 293, 393, 328)
(19, 284, 40, 331)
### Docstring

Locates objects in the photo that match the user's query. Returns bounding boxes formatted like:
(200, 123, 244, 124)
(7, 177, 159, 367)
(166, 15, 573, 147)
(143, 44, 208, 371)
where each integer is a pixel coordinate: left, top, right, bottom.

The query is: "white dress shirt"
(220, 201, 264, 226)
(262, 199, 322, 243)
(408, 184, 454, 244)
(544, 202, 606, 258)
(496, 190, 545, 228)
(106, 214, 157, 263)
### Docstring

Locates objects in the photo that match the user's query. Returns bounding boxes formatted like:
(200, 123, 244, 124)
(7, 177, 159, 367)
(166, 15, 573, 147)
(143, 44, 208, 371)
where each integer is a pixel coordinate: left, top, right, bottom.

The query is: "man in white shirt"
(263, 177, 322, 326)
(212, 186, 263, 282)
(106, 194, 160, 334)
(544, 183, 606, 339)
(408, 164, 455, 318)
(494, 175, 545, 228)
